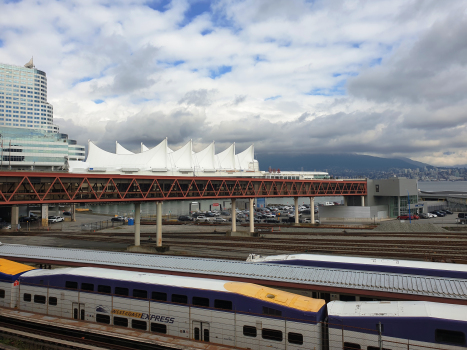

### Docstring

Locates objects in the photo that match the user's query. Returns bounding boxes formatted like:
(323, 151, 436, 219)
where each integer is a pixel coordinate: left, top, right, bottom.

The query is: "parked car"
(195, 216, 210, 222)
(431, 211, 445, 217)
(419, 213, 430, 219)
(228, 218, 242, 223)
(111, 216, 126, 222)
(178, 215, 193, 222)
(19, 216, 37, 223)
(213, 217, 227, 223)
(48, 216, 59, 223)
(264, 218, 280, 224)
(397, 214, 419, 220)
(441, 210, 453, 215)
(63, 211, 72, 216)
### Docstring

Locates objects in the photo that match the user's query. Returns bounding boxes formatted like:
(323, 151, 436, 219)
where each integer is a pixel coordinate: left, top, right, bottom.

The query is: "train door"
(192, 321, 210, 342)
(72, 302, 85, 320)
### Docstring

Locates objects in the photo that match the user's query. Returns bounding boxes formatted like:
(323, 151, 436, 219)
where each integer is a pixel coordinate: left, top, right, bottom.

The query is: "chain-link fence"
(80, 219, 125, 231)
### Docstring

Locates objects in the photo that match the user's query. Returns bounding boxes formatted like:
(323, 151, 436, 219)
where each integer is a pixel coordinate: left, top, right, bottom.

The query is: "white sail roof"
(216, 144, 236, 170)
(116, 142, 134, 155)
(72, 139, 260, 176)
(168, 140, 193, 171)
(235, 145, 255, 170)
(194, 142, 216, 171)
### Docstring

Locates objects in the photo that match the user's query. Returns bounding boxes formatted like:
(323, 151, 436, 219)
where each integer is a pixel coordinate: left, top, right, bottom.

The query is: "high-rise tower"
(0, 59, 85, 170)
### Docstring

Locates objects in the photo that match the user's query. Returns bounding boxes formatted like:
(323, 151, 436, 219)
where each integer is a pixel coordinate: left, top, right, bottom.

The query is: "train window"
(98, 285, 111, 294)
(214, 299, 232, 310)
(368, 347, 391, 350)
(0, 289, 4, 298)
(192, 296, 209, 307)
(262, 328, 283, 342)
(81, 283, 94, 291)
(263, 306, 282, 316)
(172, 294, 188, 304)
(288, 332, 303, 345)
(435, 329, 466, 345)
(151, 292, 167, 301)
(131, 319, 147, 331)
(96, 314, 110, 324)
(133, 289, 147, 299)
(243, 326, 257, 337)
(151, 323, 167, 334)
(34, 295, 46, 304)
(115, 287, 129, 296)
(344, 343, 361, 349)
(23, 293, 31, 302)
(48, 297, 57, 306)
(65, 281, 78, 289)
(113, 316, 128, 327)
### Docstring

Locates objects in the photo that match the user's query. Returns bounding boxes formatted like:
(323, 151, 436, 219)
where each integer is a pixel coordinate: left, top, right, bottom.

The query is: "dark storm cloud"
(348, 14, 467, 109)
(99, 109, 206, 152)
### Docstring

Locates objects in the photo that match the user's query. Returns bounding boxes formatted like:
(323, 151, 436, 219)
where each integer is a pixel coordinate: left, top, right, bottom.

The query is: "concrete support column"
(310, 197, 315, 224)
(361, 196, 365, 207)
(249, 198, 254, 233)
(231, 199, 237, 232)
(343, 196, 348, 206)
(11, 206, 19, 227)
(156, 201, 162, 247)
(134, 202, 141, 246)
(71, 203, 76, 222)
(41, 204, 48, 227)
(294, 197, 299, 224)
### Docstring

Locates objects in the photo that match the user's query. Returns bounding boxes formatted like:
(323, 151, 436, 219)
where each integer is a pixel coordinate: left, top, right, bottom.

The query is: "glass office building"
(0, 60, 85, 170)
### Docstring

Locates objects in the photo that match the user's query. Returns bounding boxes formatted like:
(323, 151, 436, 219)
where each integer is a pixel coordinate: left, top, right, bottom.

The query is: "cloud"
(1, 0, 467, 166)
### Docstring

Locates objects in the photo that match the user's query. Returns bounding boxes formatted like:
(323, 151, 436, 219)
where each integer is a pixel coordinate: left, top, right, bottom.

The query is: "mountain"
(255, 153, 431, 172)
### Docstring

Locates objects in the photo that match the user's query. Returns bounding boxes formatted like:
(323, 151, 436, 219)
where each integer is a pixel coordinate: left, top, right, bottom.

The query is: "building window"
(34, 295, 46, 304)
(23, 293, 31, 302)
(0, 289, 5, 298)
(49, 297, 57, 305)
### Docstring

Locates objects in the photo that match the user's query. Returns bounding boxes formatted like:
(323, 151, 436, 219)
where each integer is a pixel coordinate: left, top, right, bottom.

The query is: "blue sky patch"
(307, 80, 346, 96)
(209, 65, 232, 79)
(93, 99, 104, 104)
(265, 95, 281, 101)
(0, 39, 3, 48)
(181, 0, 211, 27)
(370, 57, 382, 66)
(201, 28, 213, 36)
(145, 0, 172, 12)
(72, 76, 93, 87)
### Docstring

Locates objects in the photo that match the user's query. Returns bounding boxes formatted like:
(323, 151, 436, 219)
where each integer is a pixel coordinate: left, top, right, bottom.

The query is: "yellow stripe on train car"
(224, 282, 325, 312)
(0, 258, 36, 276)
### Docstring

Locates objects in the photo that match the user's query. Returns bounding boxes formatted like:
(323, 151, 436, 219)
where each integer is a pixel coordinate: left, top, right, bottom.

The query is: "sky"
(1, 0, 467, 167)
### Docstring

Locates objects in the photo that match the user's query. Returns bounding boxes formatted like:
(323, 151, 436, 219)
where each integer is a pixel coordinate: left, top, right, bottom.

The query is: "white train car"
(327, 300, 467, 350)
(18, 266, 326, 350)
(247, 253, 467, 279)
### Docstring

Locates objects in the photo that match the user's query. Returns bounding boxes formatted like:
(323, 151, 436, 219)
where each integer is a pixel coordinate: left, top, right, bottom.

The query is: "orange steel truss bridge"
(0, 172, 367, 205)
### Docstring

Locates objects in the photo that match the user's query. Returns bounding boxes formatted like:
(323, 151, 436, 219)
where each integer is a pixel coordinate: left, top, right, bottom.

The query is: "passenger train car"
(1, 258, 467, 350)
(247, 253, 467, 279)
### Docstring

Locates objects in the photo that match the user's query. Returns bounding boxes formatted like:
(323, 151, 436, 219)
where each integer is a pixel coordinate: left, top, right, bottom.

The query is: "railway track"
(0, 315, 183, 350)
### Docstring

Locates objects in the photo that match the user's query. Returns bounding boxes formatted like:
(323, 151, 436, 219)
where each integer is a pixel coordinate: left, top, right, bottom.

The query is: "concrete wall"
(320, 205, 388, 219)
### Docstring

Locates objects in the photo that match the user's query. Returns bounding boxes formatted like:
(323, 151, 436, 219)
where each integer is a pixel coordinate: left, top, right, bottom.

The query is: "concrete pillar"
(156, 201, 162, 247)
(41, 204, 48, 227)
(249, 198, 254, 233)
(134, 202, 141, 246)
(361, 196, 365, 207)
(294, 197, 299, 224)
(71, 203, 76, 222)
(310, 197, 315, 223)
(11, 206, 19, 227)
(231, 199, 237, 232)
(343, 196, 348, 206)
